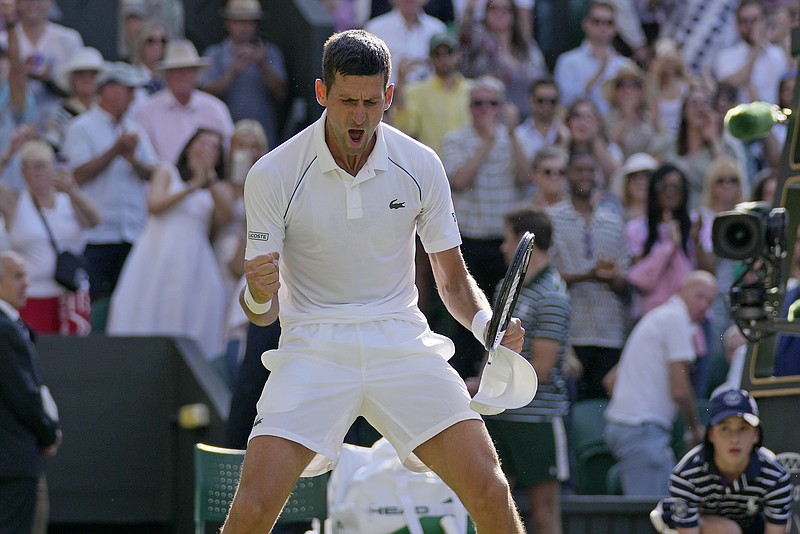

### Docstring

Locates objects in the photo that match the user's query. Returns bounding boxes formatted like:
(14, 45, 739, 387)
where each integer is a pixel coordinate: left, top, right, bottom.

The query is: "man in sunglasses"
(514, 77, 569, 166)
(441, 75, 527, 378)
(391, 32, 472, 159)
(554, 0, 631, 116)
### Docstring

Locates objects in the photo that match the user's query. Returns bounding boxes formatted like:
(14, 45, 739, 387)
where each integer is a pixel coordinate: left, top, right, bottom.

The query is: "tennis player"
(221, 30, 526, 533)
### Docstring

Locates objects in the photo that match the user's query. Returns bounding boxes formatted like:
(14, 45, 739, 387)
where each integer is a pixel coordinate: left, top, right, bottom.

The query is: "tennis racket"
(484, 231, 536, 354)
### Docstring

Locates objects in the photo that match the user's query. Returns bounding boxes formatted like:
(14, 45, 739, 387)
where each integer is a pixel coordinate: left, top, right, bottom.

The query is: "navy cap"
(708, 389, 760, 428)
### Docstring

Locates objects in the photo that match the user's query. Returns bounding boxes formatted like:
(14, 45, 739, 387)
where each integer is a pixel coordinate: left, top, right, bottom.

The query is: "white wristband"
(244, 285, 272, 314)
(471, 309, 492, 345)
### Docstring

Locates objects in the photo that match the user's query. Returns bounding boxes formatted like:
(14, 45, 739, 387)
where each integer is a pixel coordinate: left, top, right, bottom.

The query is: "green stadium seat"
(193, 443, 328, 533)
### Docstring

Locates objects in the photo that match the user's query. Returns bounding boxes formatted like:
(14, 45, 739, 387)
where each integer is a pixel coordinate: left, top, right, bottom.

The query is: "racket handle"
(489, 329, 505, 352)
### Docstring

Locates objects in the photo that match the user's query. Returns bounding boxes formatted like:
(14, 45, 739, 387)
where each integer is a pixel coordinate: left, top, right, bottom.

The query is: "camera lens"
(724, 221, 756, 248)
(713, 212, 762, 260)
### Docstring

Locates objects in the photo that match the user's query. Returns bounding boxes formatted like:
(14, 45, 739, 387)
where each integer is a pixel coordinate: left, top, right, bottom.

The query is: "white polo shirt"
(244, 112, 461, 329)
(605, 295, 697, 430)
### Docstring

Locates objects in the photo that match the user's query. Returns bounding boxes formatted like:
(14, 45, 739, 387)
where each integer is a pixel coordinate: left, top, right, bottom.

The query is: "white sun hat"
(470, 345, 538, 416)
(56, 46, 104, 93)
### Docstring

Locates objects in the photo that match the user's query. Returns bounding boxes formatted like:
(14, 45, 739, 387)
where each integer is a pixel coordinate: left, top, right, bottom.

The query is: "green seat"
(570, 398, 610, 458)
(569, 399, 617, 495)
(193, 443, 329, 534)
(574, 442, 617, 495)
(605, 462, 623, 495)
(194, 444, 245, 534)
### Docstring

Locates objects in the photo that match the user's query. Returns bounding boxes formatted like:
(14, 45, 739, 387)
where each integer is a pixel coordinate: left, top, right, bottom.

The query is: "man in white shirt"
(553, 1, 631, 116)
(221, 30, 527, 534)
(713, 0, 788, 105)
(364, 0, 447, 85)
(604, 270, 717, 497)
(62, 62, 159, 302)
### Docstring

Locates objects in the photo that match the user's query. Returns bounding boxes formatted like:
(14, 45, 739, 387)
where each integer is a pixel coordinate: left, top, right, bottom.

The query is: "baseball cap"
(429, 33, 458, 55)
(97, 62, 148, 88)
(708, 389, 760, 427)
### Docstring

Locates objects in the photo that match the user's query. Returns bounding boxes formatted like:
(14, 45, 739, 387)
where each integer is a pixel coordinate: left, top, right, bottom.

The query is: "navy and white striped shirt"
(490, 265, 571, 423)
(668, 444, 792, 529)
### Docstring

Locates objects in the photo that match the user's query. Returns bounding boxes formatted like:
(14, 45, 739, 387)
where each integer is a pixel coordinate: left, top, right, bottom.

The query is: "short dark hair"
(529, 77, 559, 98)
(504, 207, 553, 251)
(321, 30, 392, 90)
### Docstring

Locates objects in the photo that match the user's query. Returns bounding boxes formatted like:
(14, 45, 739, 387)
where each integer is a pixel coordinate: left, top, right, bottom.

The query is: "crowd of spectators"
(1, 0, 799, 520)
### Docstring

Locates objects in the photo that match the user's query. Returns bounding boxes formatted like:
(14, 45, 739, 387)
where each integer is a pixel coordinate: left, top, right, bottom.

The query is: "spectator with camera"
(198, 0, 287, 150)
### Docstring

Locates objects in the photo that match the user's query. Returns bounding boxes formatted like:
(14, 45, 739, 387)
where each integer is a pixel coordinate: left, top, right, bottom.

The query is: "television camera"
(712, 202, 798, 341)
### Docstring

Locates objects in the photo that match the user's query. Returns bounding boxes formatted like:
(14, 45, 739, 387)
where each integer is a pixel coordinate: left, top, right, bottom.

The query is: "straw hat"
(602, 62, 646, 103)
(56, 47, 104, 93)
(221, 0, 263, 20)
(156, 40, 211, 70)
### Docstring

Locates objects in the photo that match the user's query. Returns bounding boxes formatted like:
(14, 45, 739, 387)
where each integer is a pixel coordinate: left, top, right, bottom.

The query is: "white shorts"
(248, 320, 481, 476)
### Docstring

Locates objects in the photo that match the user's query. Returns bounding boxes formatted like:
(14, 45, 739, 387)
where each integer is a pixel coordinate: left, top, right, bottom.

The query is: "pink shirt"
(626, 216, 694, 319)
(132, 88, 234, 165)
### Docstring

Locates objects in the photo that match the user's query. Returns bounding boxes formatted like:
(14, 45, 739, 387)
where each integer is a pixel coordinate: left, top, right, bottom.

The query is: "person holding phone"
(198, 0, 287, 150)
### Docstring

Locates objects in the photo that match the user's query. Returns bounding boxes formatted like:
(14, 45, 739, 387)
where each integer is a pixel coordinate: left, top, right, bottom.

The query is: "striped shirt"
(441, 124, 524, 239)
(491, 266, 571, 423)
(546, 199, 630, 348)
(667, 444, 792, 529)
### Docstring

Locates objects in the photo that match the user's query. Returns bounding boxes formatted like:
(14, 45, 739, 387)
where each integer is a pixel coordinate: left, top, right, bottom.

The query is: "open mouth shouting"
(348, 128, 365, 147)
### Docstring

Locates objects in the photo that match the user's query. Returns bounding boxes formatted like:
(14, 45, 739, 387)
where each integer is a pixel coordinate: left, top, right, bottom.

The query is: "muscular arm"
(429, 246, 524, 352)
(429, 246, 489, 330)
(240, 252, 281, 327)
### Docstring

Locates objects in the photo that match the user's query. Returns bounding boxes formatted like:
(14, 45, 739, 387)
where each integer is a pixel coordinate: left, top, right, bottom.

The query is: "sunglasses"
(146, 36, 168, 45)
(656, 182, 683, 193)
(471, 99, 501, 108)
(487, 4, 514, 12)
(539, 167, 566, 177)
(616, 78, 642, 89)
(626, 171, 650, 181)
(687, 97, 713, 107)
(534, 96, 558, 105)
(589, 17, 614, 26)
(714, 176, 740, 186)
(430, 48, 455, 57)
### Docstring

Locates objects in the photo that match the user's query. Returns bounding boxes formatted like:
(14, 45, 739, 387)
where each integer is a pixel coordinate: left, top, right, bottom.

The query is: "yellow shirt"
(391, 74, 472, 158)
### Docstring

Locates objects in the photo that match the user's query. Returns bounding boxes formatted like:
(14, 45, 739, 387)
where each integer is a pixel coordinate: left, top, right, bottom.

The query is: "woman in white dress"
(107, 129, 233, 360)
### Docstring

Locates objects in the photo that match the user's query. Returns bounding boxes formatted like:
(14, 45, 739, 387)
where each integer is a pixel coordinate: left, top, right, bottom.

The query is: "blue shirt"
(774, 285, 800, 376)
(200, 38, 287, 149)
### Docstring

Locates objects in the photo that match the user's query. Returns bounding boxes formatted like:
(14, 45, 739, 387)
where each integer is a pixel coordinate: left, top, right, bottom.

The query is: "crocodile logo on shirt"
(389, 199, 405, 209)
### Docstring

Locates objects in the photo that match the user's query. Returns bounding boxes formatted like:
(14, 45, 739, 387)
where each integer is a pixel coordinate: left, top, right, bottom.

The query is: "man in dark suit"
(0, 251, 61, 533)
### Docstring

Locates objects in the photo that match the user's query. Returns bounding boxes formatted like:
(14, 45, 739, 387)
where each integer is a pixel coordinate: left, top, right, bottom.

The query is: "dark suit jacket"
(0, 311, 59, 479)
